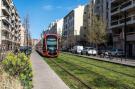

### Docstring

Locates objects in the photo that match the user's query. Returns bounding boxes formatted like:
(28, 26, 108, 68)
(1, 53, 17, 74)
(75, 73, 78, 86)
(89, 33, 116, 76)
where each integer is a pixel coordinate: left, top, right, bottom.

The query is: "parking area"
(63, 45, 135, 61)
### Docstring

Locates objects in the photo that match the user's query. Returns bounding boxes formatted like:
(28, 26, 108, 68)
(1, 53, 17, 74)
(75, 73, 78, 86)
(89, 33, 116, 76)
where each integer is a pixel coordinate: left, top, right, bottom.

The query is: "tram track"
(44, 53, 135, 89)
(55, 57, 133, 88)
(47, 56, 134, 89)
(49, 58, 92, 89)
(61, 53, 135, 78)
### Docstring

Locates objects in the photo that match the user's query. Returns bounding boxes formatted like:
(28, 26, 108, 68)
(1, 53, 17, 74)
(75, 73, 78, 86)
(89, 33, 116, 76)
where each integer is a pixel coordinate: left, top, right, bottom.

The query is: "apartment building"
(94, 0, 114, 46)
(80, 4, 90, 46)
(48, 19, 63, 36)
(94, 0, 109, 22)
(109, 0, 135, 57)
(20, 24, 26, 46)
(31, 39, 39, 46)
(63, 5, 84, 49)
(80, 0, 96, 46)
(0, 0, 21, 50)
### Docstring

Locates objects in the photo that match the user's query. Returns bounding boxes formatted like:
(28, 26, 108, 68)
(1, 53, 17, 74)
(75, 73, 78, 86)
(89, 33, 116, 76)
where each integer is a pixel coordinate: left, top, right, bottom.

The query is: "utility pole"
(124, 11, 127, 59)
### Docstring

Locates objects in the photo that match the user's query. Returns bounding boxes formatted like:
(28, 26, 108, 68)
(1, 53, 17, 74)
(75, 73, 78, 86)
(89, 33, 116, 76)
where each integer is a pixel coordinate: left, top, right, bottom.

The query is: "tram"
(36, 34, 59, 57)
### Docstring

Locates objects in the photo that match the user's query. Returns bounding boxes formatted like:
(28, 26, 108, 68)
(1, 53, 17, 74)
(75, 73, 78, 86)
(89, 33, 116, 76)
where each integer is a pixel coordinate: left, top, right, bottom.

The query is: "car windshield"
(111, 49, 123, 52)
(118, 49, 123, 51)
(111, 48, 116, 51)
(88, 48, 94, 50)
(84, 48, 88, 50)
(84, 47, 93, 50)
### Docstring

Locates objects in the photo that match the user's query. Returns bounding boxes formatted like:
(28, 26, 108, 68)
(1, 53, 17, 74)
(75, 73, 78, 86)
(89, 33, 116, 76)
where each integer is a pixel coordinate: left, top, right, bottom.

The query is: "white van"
(72, 46, 83, 54)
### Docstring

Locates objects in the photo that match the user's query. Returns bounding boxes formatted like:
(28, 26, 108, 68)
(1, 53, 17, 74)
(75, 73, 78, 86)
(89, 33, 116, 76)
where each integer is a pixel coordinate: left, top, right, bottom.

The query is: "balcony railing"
(111, 14, 135, 26)
(2, 5, 10, 15)
(4, 0, 11, 7)
(1, 36, 9, 41)
(1, 25, 10, 32)
(120, 0, 132, 9)
(111, 0, 135, 13)
(111, 6, 119, 13)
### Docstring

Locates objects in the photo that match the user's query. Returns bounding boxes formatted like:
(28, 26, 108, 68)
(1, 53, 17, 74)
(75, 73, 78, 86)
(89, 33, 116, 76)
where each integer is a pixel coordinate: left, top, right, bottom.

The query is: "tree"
(87, 15, 107, 48)
(67, 32, 76, 48)
(23, 14, 31, 46)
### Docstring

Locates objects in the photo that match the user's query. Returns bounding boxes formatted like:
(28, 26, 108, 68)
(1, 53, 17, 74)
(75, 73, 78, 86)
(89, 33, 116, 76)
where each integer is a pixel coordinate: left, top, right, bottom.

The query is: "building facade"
(63, 5, 85, 49)
(80, 0, 111, 46)
(0, 0, 21, 50)
(32, 39, 39, 47)
(94, 0, 114, 46)
(20, 24, 26, 46)
(48, 19, 63, 37)
(80, 1, 96, 46)
(109, 0, 135, 57)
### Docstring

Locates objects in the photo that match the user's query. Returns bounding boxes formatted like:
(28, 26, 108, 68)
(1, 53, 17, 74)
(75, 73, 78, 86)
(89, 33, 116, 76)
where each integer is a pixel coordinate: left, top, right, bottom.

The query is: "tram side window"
(43, 39, 46, 51)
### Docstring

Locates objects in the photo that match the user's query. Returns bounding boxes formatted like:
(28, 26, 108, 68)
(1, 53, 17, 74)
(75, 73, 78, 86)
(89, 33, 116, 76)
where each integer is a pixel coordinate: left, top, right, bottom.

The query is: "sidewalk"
(30, 51, 70, 89)
(66, 52, 135, 67)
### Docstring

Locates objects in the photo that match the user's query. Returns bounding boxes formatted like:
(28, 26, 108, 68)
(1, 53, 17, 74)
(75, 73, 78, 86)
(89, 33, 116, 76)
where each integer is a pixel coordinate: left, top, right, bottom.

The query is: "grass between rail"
(44, 53, 135, 89)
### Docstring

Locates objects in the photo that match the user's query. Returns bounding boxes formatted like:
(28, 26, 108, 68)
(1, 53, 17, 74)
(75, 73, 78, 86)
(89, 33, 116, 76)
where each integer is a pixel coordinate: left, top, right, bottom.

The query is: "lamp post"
(124, 11, 127, 59)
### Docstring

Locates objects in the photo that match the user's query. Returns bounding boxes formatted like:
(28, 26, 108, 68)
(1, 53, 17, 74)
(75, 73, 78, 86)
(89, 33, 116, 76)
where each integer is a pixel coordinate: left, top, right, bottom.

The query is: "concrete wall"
(20, 25, 25, 46)
(57, 19, 63, 36)
(74, 5, 84, 35)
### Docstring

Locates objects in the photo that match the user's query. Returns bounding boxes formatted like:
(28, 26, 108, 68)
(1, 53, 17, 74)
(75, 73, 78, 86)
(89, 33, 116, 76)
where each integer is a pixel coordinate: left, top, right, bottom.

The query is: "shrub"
(0, 65, 23, 89)
(2, 53, 33, 89)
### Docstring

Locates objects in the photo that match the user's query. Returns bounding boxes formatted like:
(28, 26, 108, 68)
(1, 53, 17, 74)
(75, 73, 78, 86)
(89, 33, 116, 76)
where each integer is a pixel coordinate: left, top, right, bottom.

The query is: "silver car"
(110, 48, 124, 57)
(81, 47, 97, 56)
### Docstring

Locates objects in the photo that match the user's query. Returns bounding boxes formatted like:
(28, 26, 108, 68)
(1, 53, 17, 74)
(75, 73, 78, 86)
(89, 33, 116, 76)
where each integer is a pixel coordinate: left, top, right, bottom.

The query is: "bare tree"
(87, 15, 107, 48)
(67, 33, 76, 48)
(23, 14, 31, 46)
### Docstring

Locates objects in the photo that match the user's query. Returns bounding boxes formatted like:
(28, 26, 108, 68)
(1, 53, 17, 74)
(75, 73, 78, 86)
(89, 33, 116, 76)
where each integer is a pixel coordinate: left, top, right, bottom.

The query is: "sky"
(13, 0, 88, 39)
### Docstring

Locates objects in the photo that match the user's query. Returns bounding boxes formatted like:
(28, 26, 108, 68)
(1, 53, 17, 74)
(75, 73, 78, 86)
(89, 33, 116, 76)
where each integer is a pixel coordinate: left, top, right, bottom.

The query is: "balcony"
(1, 36, 10, 41)
(4, 0, 11, 7)
(110, 14, 135, 28)
(127, 33, 135, 41)
(1, 25, 11, 33)
(2, 5, 10, 16)
(113, 33, 135, 42)
(2, 16, 11, 25)
(113, 36, 120, 42)
(111, 0, 135, 14)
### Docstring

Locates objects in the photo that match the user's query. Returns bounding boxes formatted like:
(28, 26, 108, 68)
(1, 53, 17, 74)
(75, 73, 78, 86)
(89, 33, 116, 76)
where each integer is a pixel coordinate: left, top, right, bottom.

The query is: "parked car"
(72, 46, 83, 54)
(81, 47, 97, 56)
(81, 47, 89, 55)
(110, 48, 124, 57)
(19, 46, 32, 55)
(87, 47, 97, 56)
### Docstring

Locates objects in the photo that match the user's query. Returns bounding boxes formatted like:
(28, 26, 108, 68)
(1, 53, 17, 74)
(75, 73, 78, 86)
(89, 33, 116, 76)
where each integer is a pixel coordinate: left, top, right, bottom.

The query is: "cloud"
(43, 5, 75, 11)
(43, 5, 53, 11)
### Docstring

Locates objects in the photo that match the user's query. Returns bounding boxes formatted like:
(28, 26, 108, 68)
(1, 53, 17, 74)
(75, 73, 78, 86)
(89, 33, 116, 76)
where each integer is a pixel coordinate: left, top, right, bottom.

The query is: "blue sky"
(13, 0, 88, 39)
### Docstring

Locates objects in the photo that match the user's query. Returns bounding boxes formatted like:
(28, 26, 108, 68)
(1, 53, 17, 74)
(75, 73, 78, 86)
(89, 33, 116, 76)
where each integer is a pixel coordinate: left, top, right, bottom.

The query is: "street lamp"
(124, 11, 127, 59)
